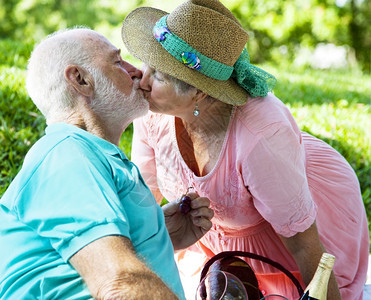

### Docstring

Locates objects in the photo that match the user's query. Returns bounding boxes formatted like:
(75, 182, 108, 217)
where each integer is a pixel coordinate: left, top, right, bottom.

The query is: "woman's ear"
(194, 89, 208, 102)
(64, 65, 94, 97)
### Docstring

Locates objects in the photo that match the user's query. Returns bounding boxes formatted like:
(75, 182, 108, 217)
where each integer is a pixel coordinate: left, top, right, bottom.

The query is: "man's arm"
(279, 222, 341, 300)
(69, 235, 178, 299)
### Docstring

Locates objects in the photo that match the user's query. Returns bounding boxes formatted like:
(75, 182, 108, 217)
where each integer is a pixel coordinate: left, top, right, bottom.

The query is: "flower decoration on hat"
(181, 52, 201, 70)
(152, 15, 276, 98)
(153, 15, 232, 80)
(154, 26, 171, 42)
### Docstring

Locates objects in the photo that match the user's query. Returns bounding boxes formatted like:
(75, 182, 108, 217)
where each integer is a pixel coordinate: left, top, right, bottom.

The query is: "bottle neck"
(304, 253, 335, 300)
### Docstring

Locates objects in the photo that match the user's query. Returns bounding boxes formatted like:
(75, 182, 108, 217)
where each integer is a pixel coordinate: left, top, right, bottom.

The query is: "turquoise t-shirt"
(0, 123, 185, 300)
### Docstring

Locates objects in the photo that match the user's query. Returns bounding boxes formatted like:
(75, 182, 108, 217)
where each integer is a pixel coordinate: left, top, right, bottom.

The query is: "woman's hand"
(163, 192, 214, 251)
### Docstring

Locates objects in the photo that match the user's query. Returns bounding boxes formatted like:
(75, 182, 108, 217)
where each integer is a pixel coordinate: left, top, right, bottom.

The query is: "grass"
(267, 66, 371, 210)
(1, 39, 370, 236)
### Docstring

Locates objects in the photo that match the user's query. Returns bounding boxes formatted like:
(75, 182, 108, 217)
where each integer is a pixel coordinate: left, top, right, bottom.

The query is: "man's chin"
(137, 104, 150, 118)
(122, 103, 149, 130)
(130, 100, 150, 121)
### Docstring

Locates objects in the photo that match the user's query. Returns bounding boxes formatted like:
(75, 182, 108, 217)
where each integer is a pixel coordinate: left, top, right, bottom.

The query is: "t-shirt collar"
(45, 123, 128, 161)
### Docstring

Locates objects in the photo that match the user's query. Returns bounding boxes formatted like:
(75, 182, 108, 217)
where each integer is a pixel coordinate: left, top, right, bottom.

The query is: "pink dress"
(132, 93, 369, 300)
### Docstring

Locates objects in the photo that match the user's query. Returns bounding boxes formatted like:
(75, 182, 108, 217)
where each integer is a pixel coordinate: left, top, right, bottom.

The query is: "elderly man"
(0, 28, 213, 300)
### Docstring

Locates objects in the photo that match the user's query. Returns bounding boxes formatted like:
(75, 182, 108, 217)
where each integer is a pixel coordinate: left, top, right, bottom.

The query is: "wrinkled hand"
(163, 193, 214, 251)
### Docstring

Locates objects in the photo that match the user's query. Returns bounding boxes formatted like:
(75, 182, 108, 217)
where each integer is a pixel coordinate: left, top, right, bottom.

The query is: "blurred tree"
(0, 0, 147, 42)
(349, 0, 371, 72)
(0, 0, 370, 72)
(0, 0, 23, 38)
(226, 0, 370, 72)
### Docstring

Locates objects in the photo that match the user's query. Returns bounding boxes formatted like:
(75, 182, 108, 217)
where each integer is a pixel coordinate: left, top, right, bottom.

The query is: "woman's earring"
(193, 103, 200, 116)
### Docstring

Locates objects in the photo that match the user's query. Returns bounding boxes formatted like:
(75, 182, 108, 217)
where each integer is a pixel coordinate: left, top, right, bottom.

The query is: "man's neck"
(60, 109, 124, 146)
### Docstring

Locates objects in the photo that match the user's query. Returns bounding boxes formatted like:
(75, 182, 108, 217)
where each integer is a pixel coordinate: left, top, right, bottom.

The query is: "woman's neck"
(182, 97, 234, 136)
(175, 98, 234, 176)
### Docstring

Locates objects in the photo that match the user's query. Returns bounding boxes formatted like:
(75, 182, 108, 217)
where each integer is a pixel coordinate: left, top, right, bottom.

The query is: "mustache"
(130, 78, 148, 101)
(131, 78, 141, 93)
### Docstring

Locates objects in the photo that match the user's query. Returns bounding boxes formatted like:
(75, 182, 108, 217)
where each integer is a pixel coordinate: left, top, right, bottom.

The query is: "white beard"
(91, 73, 149, 129)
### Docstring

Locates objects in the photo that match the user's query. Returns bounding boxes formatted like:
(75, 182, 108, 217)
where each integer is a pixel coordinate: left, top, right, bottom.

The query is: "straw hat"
(122, 0, 274, 105)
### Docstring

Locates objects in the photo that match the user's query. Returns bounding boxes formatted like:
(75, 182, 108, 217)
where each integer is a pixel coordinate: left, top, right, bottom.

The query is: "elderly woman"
(121, 0, 369, 299)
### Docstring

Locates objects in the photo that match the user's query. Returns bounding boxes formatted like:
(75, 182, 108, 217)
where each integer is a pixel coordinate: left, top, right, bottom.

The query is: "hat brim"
(121, 7, 249, 106)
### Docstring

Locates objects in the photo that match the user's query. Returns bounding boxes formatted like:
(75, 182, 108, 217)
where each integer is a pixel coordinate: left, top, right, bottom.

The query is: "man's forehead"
(86, 36, 119, 58)
(112, 48, 121, 56)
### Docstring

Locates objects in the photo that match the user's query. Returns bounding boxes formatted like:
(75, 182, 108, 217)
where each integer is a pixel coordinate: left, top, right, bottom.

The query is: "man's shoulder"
(1, 128, 109, 205)
(18, 127, 108, 185)
(25, 129, 93, 166)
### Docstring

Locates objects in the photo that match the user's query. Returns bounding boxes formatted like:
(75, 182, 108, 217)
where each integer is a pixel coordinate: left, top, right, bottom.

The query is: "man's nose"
(130, 67, 142, 79)
(122, 60, 143, 79)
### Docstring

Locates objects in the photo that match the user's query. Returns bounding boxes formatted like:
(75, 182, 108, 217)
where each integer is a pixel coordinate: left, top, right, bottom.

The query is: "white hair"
(26, 27, 103, 124)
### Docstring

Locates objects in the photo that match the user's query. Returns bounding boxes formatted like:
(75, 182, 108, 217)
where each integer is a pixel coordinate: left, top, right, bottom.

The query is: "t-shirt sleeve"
(242, 123, 317, 237)
(15, 138, 131, 262)
(132, 117, 159, 191)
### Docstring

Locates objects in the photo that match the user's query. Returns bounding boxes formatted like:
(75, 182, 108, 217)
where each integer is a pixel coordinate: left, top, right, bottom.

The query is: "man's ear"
(64, 65, 94, 97)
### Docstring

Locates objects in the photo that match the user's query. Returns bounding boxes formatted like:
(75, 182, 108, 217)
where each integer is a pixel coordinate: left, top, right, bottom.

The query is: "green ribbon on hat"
(153, 15, 276, 97)
(232, 48, 277, 97)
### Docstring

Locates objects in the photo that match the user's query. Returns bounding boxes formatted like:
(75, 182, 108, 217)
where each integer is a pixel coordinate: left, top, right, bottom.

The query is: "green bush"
(0, 39, 43, 188)
(1, 39, 370, 237)
(0, 39, 34, 68)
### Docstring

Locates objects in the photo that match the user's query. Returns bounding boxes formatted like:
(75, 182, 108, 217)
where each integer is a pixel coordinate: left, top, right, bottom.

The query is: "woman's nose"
(139, 67, 151, 91)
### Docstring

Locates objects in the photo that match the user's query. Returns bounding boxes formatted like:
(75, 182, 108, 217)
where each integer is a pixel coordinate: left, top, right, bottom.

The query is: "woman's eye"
(154, 72, 165, 82)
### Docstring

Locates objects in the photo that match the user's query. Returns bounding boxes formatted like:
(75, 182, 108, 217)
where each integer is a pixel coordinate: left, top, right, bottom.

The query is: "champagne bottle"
(300, 253, 335, 300)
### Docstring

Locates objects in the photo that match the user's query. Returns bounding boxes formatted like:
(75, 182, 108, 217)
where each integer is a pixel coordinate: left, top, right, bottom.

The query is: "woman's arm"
(279, 222, 341, 300)
(163, 192, 214, 251)
(69, 235, 178, 299)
